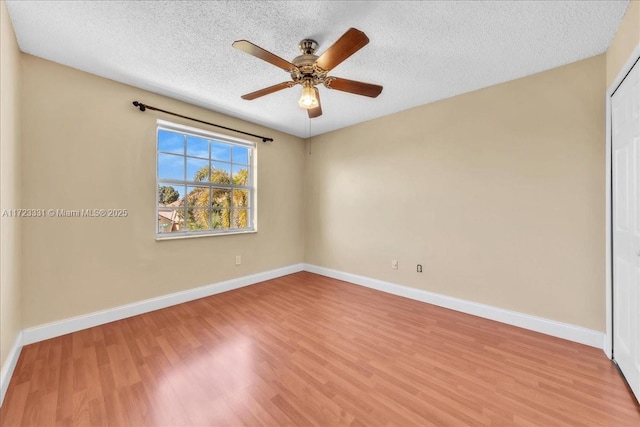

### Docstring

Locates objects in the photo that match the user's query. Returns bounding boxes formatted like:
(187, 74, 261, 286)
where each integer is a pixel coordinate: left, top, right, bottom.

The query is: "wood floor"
(1, 272, 638, 426)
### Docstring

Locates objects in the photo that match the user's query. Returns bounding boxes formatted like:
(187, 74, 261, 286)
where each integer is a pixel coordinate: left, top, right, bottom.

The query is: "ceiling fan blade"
(316, 28, 369, 72)
(232, 40, 296, 72)
(325, 77, 383, 98)
(241, 82, 293, 100)
(308, 88, 322, 118)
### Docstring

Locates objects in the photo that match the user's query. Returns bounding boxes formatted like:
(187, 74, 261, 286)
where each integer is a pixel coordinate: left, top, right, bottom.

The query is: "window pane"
(158, 153, 184, 180)
(232, 189, 249, 208)
(211, 162, 231, 184)
(187, 208, 210, 231)
(186, 186, 211, 208)
(187, 136, 209, 159)
(232, 209, 248, 228)
(187, 158, 209, 182)
(232, 165, 249, 185)
(211, 141, 231, 162)
(157, 207, 184, 233)
(211, 188, 230, 208)
(158, 184, 184, 206)
(211, 208, 230, 229)
(175, 185, 186, 200)
(232, 146, 249, 165)
(158, 130, 184, 154)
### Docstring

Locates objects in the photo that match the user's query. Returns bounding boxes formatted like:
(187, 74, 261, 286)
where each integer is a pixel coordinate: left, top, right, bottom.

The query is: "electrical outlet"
(417, 264, 423, 273)
(392, 260, 398, 270)
(235, 255, 241, 265)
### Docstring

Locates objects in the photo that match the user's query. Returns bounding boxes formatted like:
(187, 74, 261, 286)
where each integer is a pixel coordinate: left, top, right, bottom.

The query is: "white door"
(612, 57, 640, 403)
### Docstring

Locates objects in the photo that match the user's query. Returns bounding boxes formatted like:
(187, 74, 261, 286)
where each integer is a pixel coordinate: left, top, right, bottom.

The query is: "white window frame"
(156, 119, 256, 240)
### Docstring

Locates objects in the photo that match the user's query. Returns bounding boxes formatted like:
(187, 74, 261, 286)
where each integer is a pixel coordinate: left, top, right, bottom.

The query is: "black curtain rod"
(132, 101, 273, 143)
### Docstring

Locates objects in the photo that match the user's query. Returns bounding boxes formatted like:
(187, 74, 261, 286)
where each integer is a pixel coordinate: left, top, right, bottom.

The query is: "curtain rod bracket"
(131, 100, 273, 143)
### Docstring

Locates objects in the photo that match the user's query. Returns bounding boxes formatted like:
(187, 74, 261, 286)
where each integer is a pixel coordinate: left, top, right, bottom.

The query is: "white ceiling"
(6, 1, 630, 138)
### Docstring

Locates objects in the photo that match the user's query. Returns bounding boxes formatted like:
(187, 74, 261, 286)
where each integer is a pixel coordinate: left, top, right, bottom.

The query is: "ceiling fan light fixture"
(298, 83, 319, 109)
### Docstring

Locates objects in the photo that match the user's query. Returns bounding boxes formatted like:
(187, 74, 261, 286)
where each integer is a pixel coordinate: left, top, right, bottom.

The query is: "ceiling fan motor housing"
(292, 39, 328, 85)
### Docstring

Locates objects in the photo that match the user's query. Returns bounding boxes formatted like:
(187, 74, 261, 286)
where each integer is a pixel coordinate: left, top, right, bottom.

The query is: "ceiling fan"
(232, 28, 383, 118)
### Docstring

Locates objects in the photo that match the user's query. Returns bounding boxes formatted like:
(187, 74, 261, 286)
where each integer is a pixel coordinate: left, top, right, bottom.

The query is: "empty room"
(1, 0, 639, 425)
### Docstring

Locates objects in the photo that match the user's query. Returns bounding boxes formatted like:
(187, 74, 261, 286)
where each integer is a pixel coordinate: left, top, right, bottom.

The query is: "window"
(156, 120, 255, 238)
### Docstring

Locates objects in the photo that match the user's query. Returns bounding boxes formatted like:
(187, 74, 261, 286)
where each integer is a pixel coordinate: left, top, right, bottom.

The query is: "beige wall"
(305, 55, 606, 331)
(20, 55, 305, 328)
(607, 0, 640, 86)
(0, 0, 22, 367)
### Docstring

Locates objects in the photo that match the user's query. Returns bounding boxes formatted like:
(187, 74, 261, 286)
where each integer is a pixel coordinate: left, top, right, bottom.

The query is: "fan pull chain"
(307, 117, 312, 155)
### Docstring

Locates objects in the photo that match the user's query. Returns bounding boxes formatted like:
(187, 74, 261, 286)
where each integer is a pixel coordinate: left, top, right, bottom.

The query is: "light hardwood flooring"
(1, 271, 638, 426)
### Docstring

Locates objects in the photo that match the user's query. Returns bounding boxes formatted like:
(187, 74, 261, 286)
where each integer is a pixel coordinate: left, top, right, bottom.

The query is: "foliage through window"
(156, 120, 255, 237)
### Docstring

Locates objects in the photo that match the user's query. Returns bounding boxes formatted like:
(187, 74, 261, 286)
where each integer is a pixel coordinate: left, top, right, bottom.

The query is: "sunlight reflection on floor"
(155, 335, 255, 424)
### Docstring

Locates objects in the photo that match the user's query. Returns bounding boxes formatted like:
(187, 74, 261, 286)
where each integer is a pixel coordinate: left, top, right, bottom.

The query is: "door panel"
(615, 146, 629, 229)
(612, 58, 640, 403)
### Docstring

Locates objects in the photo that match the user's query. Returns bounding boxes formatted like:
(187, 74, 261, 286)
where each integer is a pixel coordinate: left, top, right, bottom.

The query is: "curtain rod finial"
(132, 101, 146, 111)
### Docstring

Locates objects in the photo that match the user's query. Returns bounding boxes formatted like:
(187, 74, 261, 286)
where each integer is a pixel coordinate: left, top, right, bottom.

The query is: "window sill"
(155, 229, 257, 241)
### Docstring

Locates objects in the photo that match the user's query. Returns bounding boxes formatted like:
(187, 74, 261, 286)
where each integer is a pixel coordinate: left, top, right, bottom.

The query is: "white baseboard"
(22, 263, 304, 345)
(304, 264, 605, 349)
(0, 331, 23, 406)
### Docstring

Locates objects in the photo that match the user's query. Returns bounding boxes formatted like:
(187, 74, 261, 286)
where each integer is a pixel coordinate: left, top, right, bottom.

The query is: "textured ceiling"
(6, 1, 630, 138)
